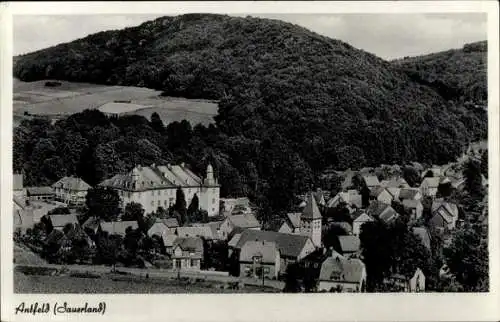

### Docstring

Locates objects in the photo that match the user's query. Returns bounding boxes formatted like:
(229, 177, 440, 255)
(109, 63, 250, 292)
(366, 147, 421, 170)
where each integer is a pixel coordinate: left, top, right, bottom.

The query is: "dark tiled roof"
(239, 241, 279, 264)
(173, 237, 204, 258)
(233, 229, 311, 258)
(26, 186, 54, 196)
(52, 176, 91, 191)
(47, 214, 78, 228)
(100, 221, 138, 236)
(302, 193, 322, 220)
(399, 188, 421, 200)
(338, 235, 360, 253)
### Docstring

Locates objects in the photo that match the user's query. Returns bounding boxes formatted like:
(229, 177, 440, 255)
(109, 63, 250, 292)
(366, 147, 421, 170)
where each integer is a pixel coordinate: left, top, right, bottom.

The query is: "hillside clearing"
(13, 79, 218, 126)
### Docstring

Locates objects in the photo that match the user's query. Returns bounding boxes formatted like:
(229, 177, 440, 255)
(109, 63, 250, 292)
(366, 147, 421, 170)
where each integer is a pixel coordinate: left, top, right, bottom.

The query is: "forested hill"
(393, 41, 487, 107)
(14, 14, 487, 214)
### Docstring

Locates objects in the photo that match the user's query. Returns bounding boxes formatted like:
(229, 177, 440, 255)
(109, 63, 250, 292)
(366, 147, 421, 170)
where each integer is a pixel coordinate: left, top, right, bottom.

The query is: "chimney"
(181, 162, 185, 168)
(151, 163, 156, 168)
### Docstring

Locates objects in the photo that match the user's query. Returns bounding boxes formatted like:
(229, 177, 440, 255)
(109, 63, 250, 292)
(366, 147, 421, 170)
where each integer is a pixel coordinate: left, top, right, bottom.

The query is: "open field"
(13, 79, 218, 126)
(14, 271, 280, 294)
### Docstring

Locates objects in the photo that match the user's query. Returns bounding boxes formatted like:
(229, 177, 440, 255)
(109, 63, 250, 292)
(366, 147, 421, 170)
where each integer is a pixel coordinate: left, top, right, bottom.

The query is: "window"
(151, 201, 154, 206)
(190, 259, 197, 267)
(164, 200, 167, 206)
(151, 191, 154, 196)
(212, 198, 215, 204)
(158, 200, 161, 206)
(158, 190, 160, 196)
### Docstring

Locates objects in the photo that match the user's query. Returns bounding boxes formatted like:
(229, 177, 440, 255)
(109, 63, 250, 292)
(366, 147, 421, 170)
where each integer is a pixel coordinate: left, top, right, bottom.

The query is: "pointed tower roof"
(302, 193, 322, 220)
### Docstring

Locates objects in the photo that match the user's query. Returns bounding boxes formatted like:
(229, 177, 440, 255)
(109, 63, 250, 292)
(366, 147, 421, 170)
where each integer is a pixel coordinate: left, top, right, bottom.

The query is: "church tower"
(200, 163, 220, 217)
(300, 192, 322, 248)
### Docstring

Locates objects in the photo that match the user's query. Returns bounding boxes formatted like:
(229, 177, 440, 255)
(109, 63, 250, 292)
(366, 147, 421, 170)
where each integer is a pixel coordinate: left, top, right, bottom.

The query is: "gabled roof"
(82, 216, 100, 231)
(173, 237, 204, 258)
(327, 190, 362, 208)
(100, 163, 207, 191)
(52, 176, 91, 191)
(227, 213, 260, 229)
(380, 178, 409, 188)
(302, 193, 322, 220)
(239, 241, 279, 264)
(313, 189, 326, 206)
(228, 233, 242, 248)
(286, 212, 302, 229)
(431, 199, 459, 223)
(399, 188, 421, 200)
(363, 175, 380, 187)
(100, 221, 138, 236)
(47, 214, 78, 228)
(421, 177, 441, 188)
(220, 197, 250, 210)
(402, 199, 422, 209)
(14, 173, 23, 190)
(352, 210, 374, 223)
(412, 227, 431, 250)
(386, 187, 401, 200)
(13, 196, 26, 210)
(370, 186, 388, 198)
(177, 226, 215, 240)
(338, 235, 360, 253)
(163, 217, 179, 228)
(379, 208, 399, 224)
(319, 255, 366, 283)
(232, 229, 312, 258)
(26, 186, 54, 196)
(366, 201, 391, 218)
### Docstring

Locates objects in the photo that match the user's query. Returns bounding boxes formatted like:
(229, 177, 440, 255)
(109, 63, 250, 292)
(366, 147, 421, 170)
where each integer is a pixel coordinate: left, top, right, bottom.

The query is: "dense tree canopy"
(13, 14, 487, 221)
(85, 186, 121, 222)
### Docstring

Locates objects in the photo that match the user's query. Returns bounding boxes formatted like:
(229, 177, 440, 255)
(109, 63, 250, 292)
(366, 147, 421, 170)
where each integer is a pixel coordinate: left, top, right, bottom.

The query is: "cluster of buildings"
(12, 148, 487, 292)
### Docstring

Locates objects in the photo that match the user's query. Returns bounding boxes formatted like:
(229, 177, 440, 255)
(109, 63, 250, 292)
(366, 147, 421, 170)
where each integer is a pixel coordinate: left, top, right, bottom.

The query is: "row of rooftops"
(99, 163, 219, 191)
(14, 175, 92, 195)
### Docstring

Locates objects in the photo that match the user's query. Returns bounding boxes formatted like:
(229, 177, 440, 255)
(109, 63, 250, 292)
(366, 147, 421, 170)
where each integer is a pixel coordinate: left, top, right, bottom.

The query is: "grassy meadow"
(13, 79, 218, 126)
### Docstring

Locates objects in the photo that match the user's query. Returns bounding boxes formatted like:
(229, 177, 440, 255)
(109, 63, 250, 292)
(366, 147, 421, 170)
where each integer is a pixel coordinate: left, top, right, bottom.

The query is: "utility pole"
(261, 261, 265, 287)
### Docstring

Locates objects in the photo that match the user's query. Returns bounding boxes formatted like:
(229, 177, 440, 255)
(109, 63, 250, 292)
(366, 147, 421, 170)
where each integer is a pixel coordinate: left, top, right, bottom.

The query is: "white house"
(318, 252, 367, 292)
(352, 210, 375, 236)
(52, 176, 91, 206)
(100, 163, 220, 216)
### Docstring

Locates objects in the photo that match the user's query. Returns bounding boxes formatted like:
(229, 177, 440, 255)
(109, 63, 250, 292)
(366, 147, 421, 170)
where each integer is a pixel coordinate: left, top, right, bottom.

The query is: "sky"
(13, 13, 487, 60)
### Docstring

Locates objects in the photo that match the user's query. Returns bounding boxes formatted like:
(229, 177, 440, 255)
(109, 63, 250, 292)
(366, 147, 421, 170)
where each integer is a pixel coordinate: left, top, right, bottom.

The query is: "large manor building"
(100, 163, 220, 216)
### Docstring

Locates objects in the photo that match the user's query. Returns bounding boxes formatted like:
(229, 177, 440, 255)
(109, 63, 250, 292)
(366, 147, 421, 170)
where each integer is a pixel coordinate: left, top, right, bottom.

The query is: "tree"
(122, 202, 145, 221)
(437, 182, 453, 198)
(423, 170, 435, 178)
(402, 166, 421, 187)
(174, 187, 188, 225)
(480, 150, 488, 178)
(283, 263, 302, 293)
(188, 193, 200, 219)
(151, 112, 165, 133)
(464, 159, 483, 197)
(85, 187, 121, 221)
(444, 226, 488, 291)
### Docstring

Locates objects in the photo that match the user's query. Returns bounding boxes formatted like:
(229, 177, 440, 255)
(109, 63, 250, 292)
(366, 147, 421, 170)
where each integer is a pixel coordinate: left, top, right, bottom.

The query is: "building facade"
(52, 176, 91, 207)
(99, 163, 220, 216)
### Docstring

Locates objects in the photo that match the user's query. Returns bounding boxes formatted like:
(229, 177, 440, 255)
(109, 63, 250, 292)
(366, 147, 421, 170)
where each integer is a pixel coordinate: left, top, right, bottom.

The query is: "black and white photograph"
(1, 1, 499, 321)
